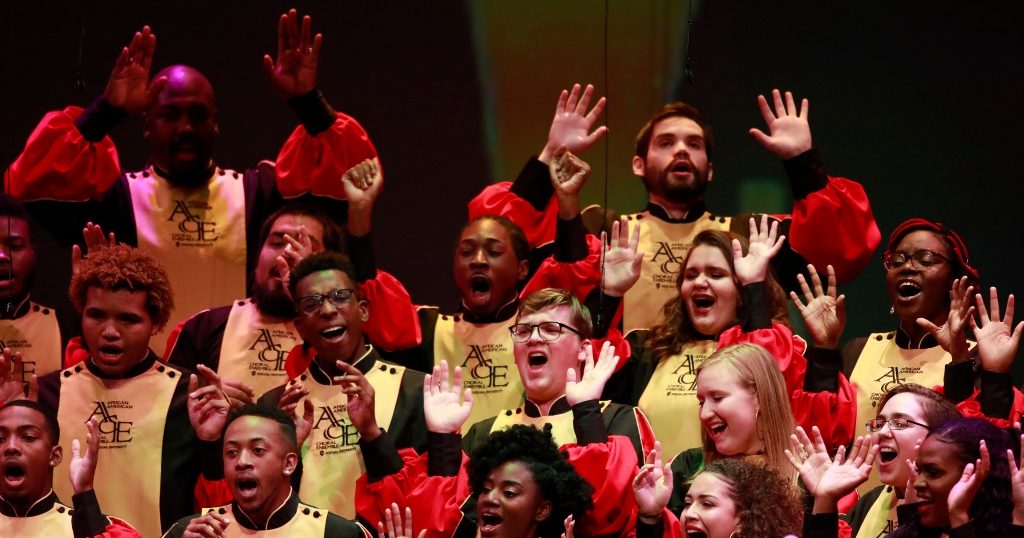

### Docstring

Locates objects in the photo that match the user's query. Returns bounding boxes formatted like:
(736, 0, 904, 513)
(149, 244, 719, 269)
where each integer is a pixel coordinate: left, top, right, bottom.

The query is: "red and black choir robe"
(0, 490, 140, 538)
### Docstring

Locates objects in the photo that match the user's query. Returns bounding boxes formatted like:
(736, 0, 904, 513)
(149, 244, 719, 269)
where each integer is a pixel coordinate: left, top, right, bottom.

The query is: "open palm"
(732, 215, 785, 285)
(423, 361, 473, 434)
(971, 287, 1023, 374)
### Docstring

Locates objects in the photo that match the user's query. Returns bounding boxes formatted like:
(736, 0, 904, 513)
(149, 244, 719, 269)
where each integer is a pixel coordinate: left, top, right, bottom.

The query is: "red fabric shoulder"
(562, 435, 641, 537)
(275, 112, 379, 200)
(521, 234, 603, 300)
(717, 323, 808, 397)
(193, 477, 233, 512)
(955, 387, 1024, 428)
(468, 182, 558, 250)
(285, 344, 314, 380)
(162, 313, 199, 361)
(788, 176, 881, 284)
(98, 518, 143, 538)
(64, 336, 88, 368)
(7, 107, 121, 201)
(619, 508, 682, 538)
(360, 270, 422, 352)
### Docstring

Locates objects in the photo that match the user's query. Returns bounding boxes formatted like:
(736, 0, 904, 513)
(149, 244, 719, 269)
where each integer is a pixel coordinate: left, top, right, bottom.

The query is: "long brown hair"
(647, 230, 789, 360)
(696, 343, 796, 480)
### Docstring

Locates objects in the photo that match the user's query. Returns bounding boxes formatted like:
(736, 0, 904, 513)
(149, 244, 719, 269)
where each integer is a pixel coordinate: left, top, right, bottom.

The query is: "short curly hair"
(69, 244, 174, 331)
(702, 459, 803, 538)
(467, 424, 594, 538)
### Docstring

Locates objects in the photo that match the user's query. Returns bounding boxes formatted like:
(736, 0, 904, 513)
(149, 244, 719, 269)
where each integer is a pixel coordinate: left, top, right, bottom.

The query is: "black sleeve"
(348, 232, 378, 283)
(783, 149, 830, 201)
(462, 418, 496, 459)
(24, 177, 137, 249)
(802, 510, 839, 538)
(804, 346, 842, 393)
(841, 338, 868, 379)
(70, 489, 111, 538)
(287, 89, 338, 136)
(943, 359, 978, 404)
(324, 513, 371, 538)
(572, 400, 609, 445)
(633, 517, 664, 538)
(508, 157, 554, 212)
(554, 214, 589, 263)
(978, 369, 1015, 420)
(600, 330, 644, 406)
(73, 96, 127, 143)
(427, 431, 463, 477)
(603, 403, 647, 467)
(731, 213, 810, 296)
(740, 282, 772, 331)
(166, 307, 231, 373)
(360, 430, 406, 483)
(55, 308, 81, 367)
(584, 287, 622, 340)
(947, 521, 980, 538)
(377, 308, 437, 375)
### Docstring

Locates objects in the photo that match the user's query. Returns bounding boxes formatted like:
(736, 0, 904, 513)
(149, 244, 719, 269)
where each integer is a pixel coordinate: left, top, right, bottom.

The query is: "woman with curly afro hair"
(359, 424, 599, 538)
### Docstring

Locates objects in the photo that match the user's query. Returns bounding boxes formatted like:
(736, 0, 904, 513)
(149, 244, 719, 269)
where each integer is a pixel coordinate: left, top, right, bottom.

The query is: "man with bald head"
(7, 11, 378, 355)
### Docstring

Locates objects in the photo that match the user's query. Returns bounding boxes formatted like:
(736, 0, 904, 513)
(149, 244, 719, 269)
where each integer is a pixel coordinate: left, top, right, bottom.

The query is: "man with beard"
(0, 401, 141, 537)
(161, 404, 368, 538)
(470, 85, 881, 330)
(165, 202, 344, 401)
(0, 244, 233, 538)
(258, 252, 428, 520)
(6, 11, 379, 355)
(0, 195, 79, 383)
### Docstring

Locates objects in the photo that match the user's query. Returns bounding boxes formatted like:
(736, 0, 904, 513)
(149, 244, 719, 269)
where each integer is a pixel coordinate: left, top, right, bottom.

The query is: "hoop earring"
(729, 531, 738, 538)
(755, 409, 764, 441)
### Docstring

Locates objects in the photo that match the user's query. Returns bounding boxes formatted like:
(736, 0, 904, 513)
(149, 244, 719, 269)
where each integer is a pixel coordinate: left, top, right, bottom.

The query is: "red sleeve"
(65, 336, 88, 367)
(359, 270, 423, 352)
(162, 317, 192, 361)
(284, 344, 314, 380)
(468, 182, 558, 249)
(355, 448, 470, 538)
(275, 112, 379, 200)
(839, 517, 853, 538)
(96, 518, 143, 538)
(717, 323, 808, 397)
(789, 373, 858, 453)
(619, 508, 682, 538)
(953, 387, 1024, 428)
(193, 477, 233, 512)
(562, 435, 641, 537)
(6, 108, 121, 201)
(789, 176, 881, 284)
(521, 233, 603, 300)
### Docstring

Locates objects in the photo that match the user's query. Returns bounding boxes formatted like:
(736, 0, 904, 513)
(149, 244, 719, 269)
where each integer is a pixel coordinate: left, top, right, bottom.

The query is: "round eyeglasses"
(297, 288, 355, 315)
(509, 322, 580, 343)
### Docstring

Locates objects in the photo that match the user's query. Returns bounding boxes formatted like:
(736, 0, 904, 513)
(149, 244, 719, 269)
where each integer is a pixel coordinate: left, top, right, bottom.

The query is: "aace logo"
(874, 367, 906, 394)
(89, 401, 134, 444)
(168, 200, 218, 241)
(248, 329, 288, 371)
(671, 353, 704, 390)
(312, 406, 360, 446)
(461, 345, 509, 388)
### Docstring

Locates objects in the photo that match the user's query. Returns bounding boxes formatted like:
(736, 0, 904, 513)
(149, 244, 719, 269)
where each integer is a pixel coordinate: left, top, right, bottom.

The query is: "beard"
(644, 158, 710, 205)
(252, 283, 297, 319)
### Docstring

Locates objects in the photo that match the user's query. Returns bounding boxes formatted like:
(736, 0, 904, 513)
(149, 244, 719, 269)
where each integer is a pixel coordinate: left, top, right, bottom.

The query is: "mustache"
(171, 134, 204, 150)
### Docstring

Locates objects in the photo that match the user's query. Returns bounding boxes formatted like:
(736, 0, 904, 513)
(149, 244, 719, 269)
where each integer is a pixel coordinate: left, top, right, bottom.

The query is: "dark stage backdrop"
(3, 1, 1023, 380)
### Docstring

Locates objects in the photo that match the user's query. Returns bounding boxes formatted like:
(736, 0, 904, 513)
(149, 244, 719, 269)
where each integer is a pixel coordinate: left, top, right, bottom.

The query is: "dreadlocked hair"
(69, 244, 174, 331)
(467, 424, 594, 537)
(703, 459, 803, 538)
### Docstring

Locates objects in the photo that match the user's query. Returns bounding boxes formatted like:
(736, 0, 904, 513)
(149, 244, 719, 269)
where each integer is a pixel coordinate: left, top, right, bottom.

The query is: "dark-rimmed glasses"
(509, 322, 580, 343)
(882, 250, 950, 271)
(297, 288, 355, 315)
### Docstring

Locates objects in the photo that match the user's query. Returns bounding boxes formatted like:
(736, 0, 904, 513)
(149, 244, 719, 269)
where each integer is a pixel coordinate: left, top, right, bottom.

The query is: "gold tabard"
(54, 361, 178, 538)
(623, 212, 730, 331)
(218, 300, 300, 399)
(850, 332, 971, 493)
(0, 501, 73, 537)
(855, 486, 899, 538)
(433, 315, 523, 432)
(488, 401, 613, 446)
(296, 359, 403, 519)
(636, 339, 716, 456)
(1, 302, 63, 383)
(128, 167, 247, 356)
(199, 502, 328, 537)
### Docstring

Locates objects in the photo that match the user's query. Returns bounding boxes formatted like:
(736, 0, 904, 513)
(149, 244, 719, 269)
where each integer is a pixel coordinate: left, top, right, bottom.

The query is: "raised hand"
(187, 365, 231, 442)
(633, 441, 673, 521)
(335, 361, 381, 441)
(539, 84, 608, 165)
(561, 515, 575, 538)
(295, 399, 314, 447)
(549, 146, 591, 220)
(182, 512, 231, 538)
(970, 287, 1024, 374)
(71, 222, 116, 277)
(732, 215, 786, 285)
(917, 277, 975, 362)
(565, 341, 617, 406)
(784, 426, 834, 498)
(790, 265, 846, 348)
(342, 158, 383, 237)
(948, 440, 990, 528)
(0, 348, 27, 404)
(748, 89, 811, 159)
(423, 361, 474, 434)
(105, 26, 167, 114)
(1007, 434, 1024, 525)
(69, 417, 99, 494)
(378, 503, 426, 538)
(600, 217, 644, 297)
(263, 9, 322, 99)
(787, 427, 877, 513)
(904, 440, 924, 503)
(221, 379, 257, 410)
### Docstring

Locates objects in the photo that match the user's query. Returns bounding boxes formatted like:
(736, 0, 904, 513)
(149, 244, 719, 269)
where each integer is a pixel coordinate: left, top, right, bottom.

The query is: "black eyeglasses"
(865, 417, 930, 432)
(882, 250, 951, 271)
(297, 288, 355, 315)
(509, 322, 580, 343)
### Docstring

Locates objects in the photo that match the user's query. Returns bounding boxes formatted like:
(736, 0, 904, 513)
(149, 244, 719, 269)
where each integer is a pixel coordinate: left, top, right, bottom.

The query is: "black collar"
(0, 490, 59, 518)
(457, 297, 520, 324)
(232, 489, 300, 531)
(894, 323, 939, 349)
(645, 200, 709, 224)
(523, 396, 572, 418)
(151, 162, 218, 188)
(308, 345, 377, 384)
(85, 350, 159, 379)
(0, 294, 31, 320)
